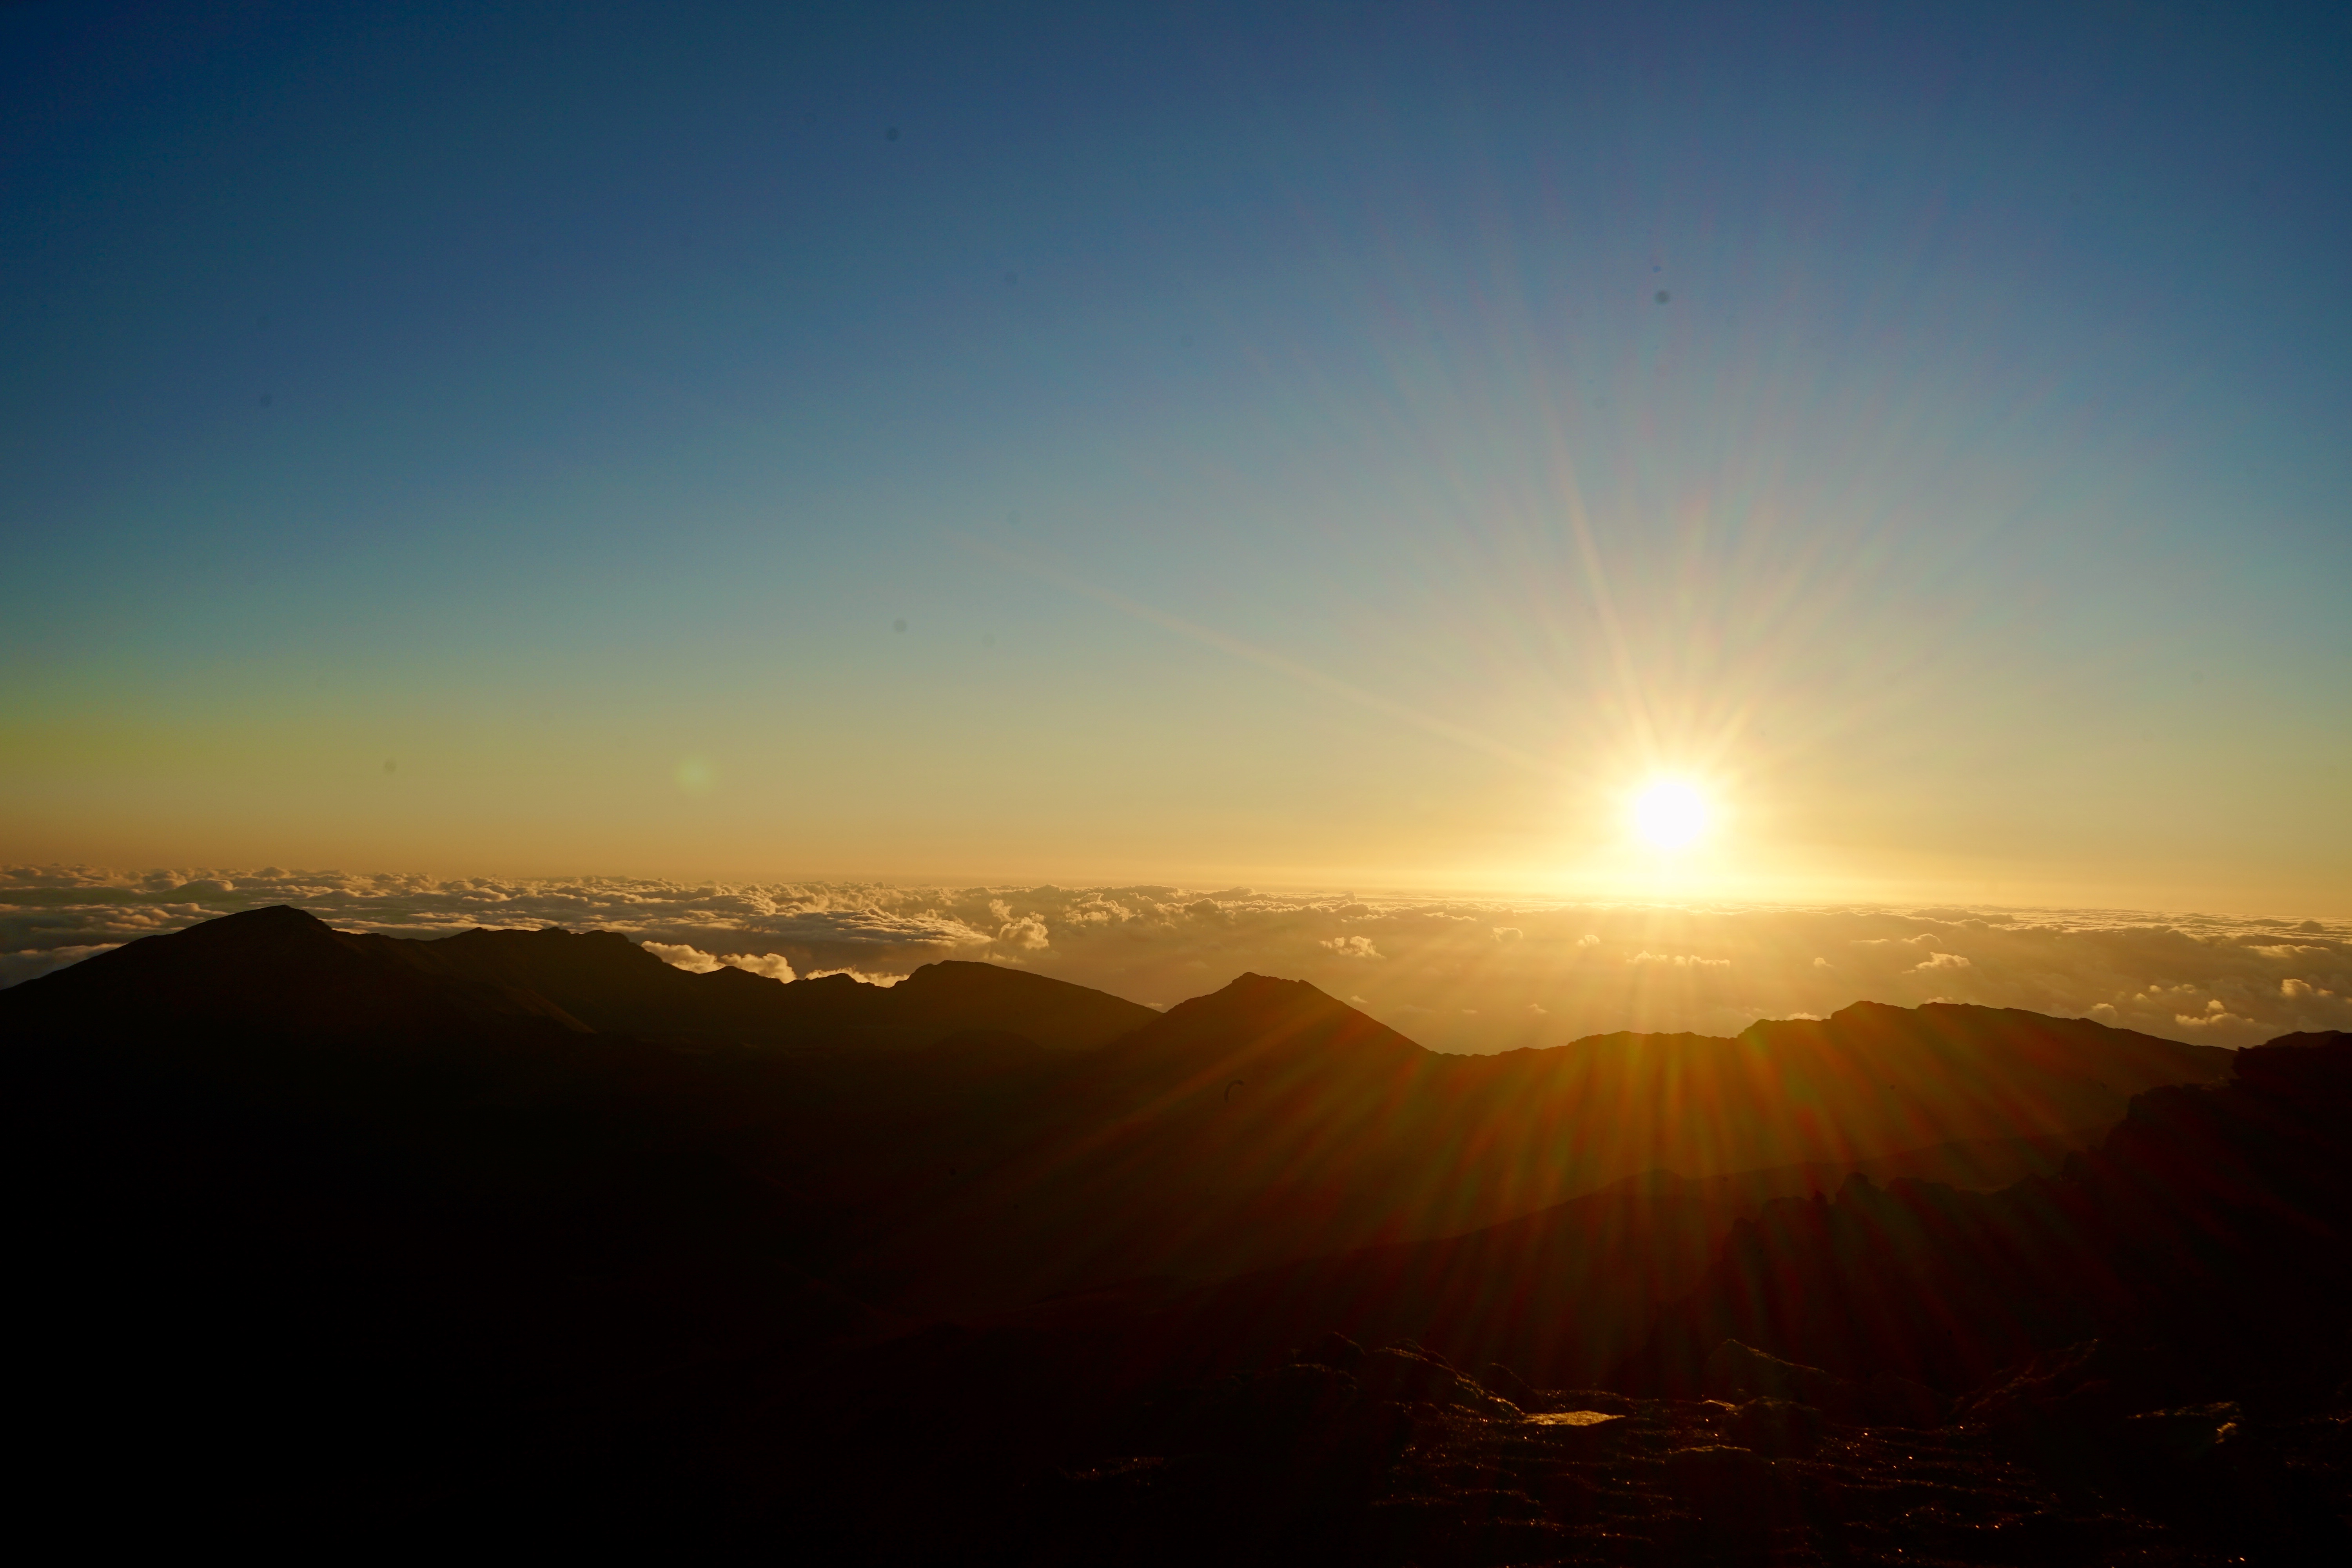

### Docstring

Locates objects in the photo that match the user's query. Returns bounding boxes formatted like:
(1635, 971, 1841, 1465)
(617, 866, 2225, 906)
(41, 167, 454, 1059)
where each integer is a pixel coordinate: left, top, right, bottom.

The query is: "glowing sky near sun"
(1, 3, 2346, 912)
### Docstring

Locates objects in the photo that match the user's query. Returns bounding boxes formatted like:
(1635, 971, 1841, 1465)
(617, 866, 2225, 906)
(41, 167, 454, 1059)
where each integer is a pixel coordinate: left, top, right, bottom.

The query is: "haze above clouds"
(7, 866, 2343, 1053)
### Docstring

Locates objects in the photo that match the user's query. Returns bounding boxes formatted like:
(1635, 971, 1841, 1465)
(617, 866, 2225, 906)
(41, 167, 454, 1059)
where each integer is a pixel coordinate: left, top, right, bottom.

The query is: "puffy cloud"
(644, 941, 725, 974)
(4, 864, 2346, 1055)
(997, 915, 1051, 952)
(804, 967, 907, 987)
(717, 951, 798, 982)
(760, 909, 995, 949)
(643, 943, 799, 983)
(2175, 1009, 2254, 1032)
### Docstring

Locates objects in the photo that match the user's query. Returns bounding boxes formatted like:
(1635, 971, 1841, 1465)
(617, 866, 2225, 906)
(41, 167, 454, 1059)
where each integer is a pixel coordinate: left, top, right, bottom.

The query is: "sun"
(1631, 779, 1710, 849)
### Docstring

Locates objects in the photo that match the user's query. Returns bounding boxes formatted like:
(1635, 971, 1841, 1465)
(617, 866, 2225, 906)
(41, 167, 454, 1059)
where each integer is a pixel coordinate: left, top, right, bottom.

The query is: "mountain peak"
(884, 958, 1160, 1050)
(168, 902, 336, 941)
(18, 902, 346, 989)
(1174, 971, 1337, 1016)
(1122, 969, 1421, 1072)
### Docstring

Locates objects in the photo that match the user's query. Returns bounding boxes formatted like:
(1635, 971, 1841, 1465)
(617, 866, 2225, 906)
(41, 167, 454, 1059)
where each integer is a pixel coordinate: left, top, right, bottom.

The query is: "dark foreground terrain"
(4, 907, 2344, 1561)
(836, 1343, 2348, 1566)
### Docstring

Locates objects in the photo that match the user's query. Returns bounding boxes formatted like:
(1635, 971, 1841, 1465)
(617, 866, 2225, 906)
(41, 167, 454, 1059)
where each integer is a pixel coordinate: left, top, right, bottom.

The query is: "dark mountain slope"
(4, 907, 2312, 1555)
(376, 922, 1159, 1049)
(5, 901, 601, 1038)
(1627, 1030, 2352, 1399)
(795, 1038, 2351, 1565)
(5, 904, 1160, 1054)
(5, 910, 2236, 1325)
(833, 982, 2234, 1314)
(1068, 1129, 2101, 1395)
(866, 957, 1163, 1051)
(400, 921, 852, 1040)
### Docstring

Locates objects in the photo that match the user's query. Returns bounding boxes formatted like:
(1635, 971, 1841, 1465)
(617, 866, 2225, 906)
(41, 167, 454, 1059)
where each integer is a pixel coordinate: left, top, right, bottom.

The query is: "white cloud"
(804, 967, 906, 987)
(995, 911, 1051, 951)
(644, 941, 725, 974)
(1910, 951, 1974, 973)
(717, 951, 797, 982)
(643, 942, 797, 982)
(1319, 935, 1383, 960)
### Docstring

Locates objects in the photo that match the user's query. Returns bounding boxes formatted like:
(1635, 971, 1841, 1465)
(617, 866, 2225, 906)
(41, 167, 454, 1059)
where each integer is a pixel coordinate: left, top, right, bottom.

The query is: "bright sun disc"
(1632, 780, 1709, 849)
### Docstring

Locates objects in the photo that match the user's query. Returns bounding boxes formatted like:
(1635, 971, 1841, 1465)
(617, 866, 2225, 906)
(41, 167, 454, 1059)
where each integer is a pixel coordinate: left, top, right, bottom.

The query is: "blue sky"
(3, 2, 2347, 909)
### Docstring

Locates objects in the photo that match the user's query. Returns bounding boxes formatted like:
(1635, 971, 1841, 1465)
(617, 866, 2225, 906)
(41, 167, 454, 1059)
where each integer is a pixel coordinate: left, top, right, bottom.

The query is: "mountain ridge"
(4, 904, 2240, 1316)
(7, 904, 2337, 1555)
(3, 904, 1163, 1054)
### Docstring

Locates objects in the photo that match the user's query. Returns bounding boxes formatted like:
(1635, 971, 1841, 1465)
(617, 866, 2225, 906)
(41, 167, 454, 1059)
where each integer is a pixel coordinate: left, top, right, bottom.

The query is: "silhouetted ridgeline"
(5, 906, 2232, 1312)
(5, 906, 2342, 1559)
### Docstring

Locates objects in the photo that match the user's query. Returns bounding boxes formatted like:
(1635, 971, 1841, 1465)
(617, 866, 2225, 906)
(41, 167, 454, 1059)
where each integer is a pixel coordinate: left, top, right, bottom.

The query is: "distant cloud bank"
(3, 866, 2345, 1052)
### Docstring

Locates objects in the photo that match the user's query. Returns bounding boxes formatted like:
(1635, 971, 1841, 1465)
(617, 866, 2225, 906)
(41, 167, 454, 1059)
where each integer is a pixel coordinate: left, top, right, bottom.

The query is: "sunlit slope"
(832, 977, 2230, 1312)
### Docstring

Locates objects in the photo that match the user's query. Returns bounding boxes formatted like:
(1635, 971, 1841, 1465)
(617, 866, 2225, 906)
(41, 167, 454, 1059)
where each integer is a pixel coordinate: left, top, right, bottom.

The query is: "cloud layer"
(4, 866, 2345, 1052)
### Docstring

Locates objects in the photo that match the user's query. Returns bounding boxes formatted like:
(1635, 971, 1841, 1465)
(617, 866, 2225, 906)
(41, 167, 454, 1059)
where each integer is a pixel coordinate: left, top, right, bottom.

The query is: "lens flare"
(1632, 780, 1709, 849)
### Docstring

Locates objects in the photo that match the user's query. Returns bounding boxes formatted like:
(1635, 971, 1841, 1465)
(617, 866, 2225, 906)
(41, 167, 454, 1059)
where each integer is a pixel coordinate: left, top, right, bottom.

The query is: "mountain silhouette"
(1623, 1028, 2352, 1399)
(7, 905, 2323, 1557)
(830, 974, 2234, 1314)
(9, 903, 1160, 1050)
(798, 1033, 2352, 1564)
(1062, 1129, 2103, 1396)
(5, 908, 2237, 1324)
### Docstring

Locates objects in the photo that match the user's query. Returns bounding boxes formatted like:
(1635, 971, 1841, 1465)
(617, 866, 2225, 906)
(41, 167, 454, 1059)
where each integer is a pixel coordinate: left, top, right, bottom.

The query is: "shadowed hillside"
(837, 975, 2231, 1312)
(6, 904, 1160, 1051)
(5, 906, 2234, 1322)
(1623, 1030, 2352, 1399)
(1071, 1131, 2102, 1395)
(789, 1034, 2352, 1565)
(5, 904, 2307, 1557)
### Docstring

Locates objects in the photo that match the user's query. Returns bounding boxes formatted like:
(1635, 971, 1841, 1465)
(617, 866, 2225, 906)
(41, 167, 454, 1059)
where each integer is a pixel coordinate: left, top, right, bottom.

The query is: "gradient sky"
(4, 2, 2347, 912)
